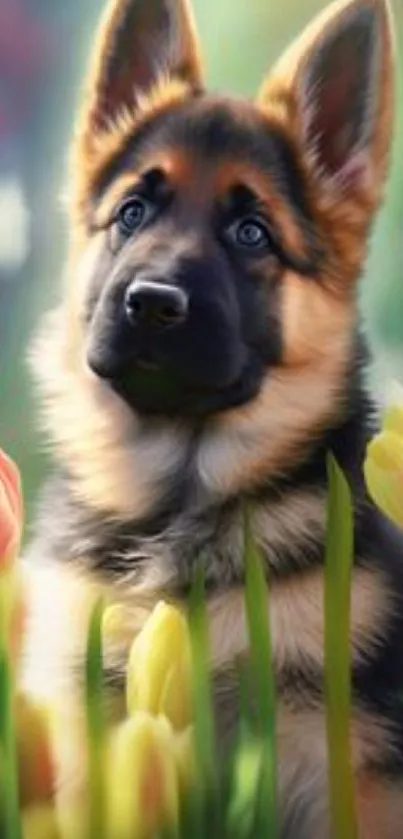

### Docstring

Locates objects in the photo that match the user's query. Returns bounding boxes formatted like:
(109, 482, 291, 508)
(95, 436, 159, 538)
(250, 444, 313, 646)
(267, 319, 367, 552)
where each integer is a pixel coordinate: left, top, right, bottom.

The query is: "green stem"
(0, 651, 21, 839)
(243, 508, 278, 838)
(85, 599, 106, 839)
(188, 566, 220, 839)
(324, 456, 358, 839)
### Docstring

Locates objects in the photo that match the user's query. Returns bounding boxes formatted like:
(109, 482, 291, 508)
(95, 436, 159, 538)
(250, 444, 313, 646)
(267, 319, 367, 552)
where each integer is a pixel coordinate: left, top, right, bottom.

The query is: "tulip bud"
(365, 429, 403, 528)
(21, 805, 61, 839)
(106, 712, 179, 839)
(127, 602, 192, 730)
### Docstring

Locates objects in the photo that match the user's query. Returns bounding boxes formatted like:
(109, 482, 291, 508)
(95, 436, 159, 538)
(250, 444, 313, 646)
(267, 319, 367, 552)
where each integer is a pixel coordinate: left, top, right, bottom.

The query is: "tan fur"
(207, 566, 392, 672)
(281, 269, 353, 367)
(197, 320, 353, 498)
(276, 705, 396, 838)
(277, 704, 394, 777)
(253, 488, 326, 571)
(354, 774, 403, 839)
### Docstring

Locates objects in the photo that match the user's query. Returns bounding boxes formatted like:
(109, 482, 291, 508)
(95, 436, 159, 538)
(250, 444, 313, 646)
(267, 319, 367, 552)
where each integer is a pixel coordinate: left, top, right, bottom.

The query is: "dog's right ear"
(257, 0, 395, 205)
(77, 0, 203, 145)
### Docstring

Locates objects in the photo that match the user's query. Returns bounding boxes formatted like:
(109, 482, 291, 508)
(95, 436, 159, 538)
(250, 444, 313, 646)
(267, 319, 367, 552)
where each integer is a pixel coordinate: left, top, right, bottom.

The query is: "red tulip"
(0, 447, 22, 568)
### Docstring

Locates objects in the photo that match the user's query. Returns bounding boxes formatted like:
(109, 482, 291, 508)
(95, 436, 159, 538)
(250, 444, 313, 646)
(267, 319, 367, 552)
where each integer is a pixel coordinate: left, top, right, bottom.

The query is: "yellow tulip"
(106, 712, 179, 839)
(127, 602, 192, 730)
(21, 805, 61, 839)
(384, 404, 403, 437)
(365, 428, 403, 528)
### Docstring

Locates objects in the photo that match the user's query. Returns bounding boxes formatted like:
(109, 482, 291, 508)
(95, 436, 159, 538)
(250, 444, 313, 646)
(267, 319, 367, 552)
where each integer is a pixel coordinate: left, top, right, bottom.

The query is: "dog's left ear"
(257, 0, 395, 201)
(71, 0, 204, 220)
(76, 0, 203, 147)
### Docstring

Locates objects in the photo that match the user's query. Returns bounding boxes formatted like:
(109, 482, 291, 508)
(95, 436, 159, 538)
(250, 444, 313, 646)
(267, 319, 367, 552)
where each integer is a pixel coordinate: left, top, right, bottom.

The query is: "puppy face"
(65, 0, 394, 422)
(81, 97, 323, 416)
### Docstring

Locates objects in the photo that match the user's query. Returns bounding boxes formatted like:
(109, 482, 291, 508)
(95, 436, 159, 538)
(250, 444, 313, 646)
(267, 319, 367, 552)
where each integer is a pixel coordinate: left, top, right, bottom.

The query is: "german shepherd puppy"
(21, 0, 403, 835)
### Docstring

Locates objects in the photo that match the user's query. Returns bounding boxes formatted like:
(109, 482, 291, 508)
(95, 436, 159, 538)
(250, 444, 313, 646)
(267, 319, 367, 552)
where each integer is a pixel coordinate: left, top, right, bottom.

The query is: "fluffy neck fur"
(30, 325, 379, 593)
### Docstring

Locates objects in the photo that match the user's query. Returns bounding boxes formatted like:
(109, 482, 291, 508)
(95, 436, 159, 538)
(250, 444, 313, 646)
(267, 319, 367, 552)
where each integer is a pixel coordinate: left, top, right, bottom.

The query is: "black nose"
(124, 281, 188, 329)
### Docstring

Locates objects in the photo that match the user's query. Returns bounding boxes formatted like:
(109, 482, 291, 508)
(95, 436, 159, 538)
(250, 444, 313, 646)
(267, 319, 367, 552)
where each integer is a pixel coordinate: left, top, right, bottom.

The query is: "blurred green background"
(0, 0, 402, 524)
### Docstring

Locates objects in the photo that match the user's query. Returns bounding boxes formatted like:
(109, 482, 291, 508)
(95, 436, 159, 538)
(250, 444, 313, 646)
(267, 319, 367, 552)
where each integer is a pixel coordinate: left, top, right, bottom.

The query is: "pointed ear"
(257, 0, 395, 198)
(80, 0, 203, 136)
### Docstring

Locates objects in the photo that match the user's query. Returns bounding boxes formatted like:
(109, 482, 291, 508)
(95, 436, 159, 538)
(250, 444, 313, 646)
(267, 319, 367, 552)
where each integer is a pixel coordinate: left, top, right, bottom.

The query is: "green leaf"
(243, 508, 278, 839)
(188, 565, 220, 839)
(85, 599, 106, 839)
(224, 659, 261, 839)
(0, 651, 21, 839)
(236, 658, 256, 743)
(324, 455, 358, 839)
(226, 737, 263, 839)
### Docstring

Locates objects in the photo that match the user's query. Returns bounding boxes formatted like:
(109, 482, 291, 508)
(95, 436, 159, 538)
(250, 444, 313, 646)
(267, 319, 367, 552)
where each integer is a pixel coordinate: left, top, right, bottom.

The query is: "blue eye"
(117, 198, 147, 235)
(229, 218, 271, 252)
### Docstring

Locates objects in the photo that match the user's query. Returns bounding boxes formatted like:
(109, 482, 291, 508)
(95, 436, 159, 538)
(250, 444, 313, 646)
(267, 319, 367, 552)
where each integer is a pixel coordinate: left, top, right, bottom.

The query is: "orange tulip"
(0, 448, 24, 652)
(0, 447, 22, 568)
(16, 695, 56, 807)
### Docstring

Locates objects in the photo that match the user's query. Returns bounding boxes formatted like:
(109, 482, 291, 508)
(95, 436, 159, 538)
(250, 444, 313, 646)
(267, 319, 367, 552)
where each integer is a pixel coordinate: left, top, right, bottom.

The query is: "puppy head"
(62, 0, 394, 420)
(33, 0, 396, 512)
